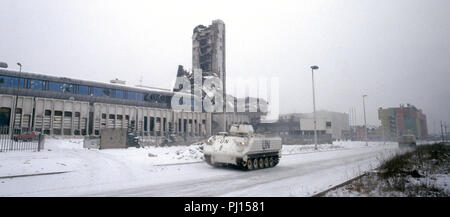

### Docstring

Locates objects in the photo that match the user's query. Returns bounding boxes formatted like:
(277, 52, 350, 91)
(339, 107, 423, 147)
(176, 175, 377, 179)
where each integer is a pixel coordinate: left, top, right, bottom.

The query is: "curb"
(0, 171, 72, 179)
(154, 161, 204, 167)
(310, 173, 369, 197)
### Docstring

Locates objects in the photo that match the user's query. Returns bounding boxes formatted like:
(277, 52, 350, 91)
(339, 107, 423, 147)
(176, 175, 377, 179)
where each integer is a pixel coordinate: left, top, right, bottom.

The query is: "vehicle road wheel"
(264, 157, 269, 168)
(269, 157, 274, 167)
(258, 158, 264, 169)
(273, 157, 279, 166)
(247, 159, 253, 170)
(253, 158, 259, 170)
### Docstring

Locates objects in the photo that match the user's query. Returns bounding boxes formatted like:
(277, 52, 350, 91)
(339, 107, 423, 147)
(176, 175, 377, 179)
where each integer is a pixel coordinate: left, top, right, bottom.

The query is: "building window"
(136, 92, 144, 101)
(92, 87, 112, 97)
(0, 75, 19, 87)
(144, 116, 148, 131)
(79, 85, 89, 95)
(30, 79, 43, 90)
(125, 91, 144, 101)
(103, 88, 112, 97)
(116, 90, 125, 99)
(48, 81, 63, 92)
(326, 121, 332, 128)
(0, 76, 6, 86)
(92, 87, 103, 97)
(62, 83, 73, 93)
(127, 91, 136, 100)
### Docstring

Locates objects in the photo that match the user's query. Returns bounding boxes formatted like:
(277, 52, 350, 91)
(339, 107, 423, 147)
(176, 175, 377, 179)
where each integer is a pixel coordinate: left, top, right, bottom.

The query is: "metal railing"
(0, 127, 44, 152)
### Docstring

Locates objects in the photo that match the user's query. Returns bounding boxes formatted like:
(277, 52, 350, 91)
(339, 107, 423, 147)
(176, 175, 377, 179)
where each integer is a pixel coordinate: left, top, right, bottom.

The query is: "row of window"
(0, 75, 171, 103)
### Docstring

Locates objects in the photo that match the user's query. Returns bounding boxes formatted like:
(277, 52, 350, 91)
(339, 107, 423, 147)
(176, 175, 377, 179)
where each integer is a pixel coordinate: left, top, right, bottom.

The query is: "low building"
(280, 111, 350, 141)
(0, 68, 211, 142)
(256, 119, 332, 145)
(256, 111, 350, 144)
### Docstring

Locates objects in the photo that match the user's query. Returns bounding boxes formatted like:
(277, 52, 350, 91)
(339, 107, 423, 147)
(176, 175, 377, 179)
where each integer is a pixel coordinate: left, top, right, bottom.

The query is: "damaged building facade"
(174, 20, 267, 134)
(0, 19, 266, 145)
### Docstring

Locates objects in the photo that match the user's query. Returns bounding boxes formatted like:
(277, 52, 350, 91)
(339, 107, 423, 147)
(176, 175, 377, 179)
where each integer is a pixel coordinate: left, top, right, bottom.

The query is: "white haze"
(1, 0, 449, 133)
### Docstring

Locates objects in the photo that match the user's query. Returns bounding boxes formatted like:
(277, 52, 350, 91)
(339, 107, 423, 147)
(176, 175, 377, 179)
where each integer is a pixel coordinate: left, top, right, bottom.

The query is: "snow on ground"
(282, 143, 343, 155)
(0, 139, 349, 178)
(0, 138, 404, 196)
(325, 172, 450, 197)
(324, 143, 449, 197)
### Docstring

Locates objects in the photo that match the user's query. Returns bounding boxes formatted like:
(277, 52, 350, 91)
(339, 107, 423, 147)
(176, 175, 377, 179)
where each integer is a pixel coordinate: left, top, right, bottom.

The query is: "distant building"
(257, 111, 349, 144)
(350, 125, 381, 141)
(378, 104, 428, 140)
(280, 111, 350, 140)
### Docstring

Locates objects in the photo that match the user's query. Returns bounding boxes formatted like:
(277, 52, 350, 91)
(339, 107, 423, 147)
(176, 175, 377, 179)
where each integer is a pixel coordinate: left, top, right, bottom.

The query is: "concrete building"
(256, 119, 332, 145)
(378, 104, 428, 140)
(174, 20, 266, 134)
(0, 19, 264, 145)
(255, 111, 350, 144)
(0, 68, 210, 143)
(192, 19, 226, 97)
(280, 111, 350, 140)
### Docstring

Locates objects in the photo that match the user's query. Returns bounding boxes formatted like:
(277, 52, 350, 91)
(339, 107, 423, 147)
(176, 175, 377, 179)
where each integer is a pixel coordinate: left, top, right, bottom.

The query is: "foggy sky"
(1, 0, 449, 133)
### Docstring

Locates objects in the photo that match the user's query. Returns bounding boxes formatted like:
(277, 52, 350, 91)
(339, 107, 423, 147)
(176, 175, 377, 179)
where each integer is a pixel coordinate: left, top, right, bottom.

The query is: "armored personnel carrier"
(203, 124, 282, 170)
(398, 134, 417, 148)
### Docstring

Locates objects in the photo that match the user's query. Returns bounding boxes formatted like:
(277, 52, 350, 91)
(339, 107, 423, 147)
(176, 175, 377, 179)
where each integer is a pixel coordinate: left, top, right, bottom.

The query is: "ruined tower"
(192, 19, 226, 97)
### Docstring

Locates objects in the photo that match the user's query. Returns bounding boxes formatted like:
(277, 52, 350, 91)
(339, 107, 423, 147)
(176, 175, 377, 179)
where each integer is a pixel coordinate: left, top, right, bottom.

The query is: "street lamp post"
(362, 94, 368, 146)
(10, 63, 22, 138)
(311, 65, 319, 150)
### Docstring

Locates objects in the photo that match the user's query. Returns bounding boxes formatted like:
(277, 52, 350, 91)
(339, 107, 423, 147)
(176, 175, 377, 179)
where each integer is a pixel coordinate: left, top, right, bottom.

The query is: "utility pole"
(10, 63, 22, 138)
(348, 108, 352, 141)
(363, 95, 368, 146)
(310, 65, 319, 150)
(443, 121, 448, 143)
(353, 107, 356, 140)
(382, 120, 385, 144)
(445, 122, 448, 143)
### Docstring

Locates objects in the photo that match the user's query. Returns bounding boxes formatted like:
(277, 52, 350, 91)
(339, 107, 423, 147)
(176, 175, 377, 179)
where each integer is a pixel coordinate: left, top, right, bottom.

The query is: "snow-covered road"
(0, 139, 403, 197)
(88, 144, 399, 196)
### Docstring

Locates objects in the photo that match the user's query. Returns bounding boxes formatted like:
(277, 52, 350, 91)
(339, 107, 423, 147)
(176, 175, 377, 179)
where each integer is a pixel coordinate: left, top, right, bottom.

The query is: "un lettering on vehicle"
(262, 140, 270, 150)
